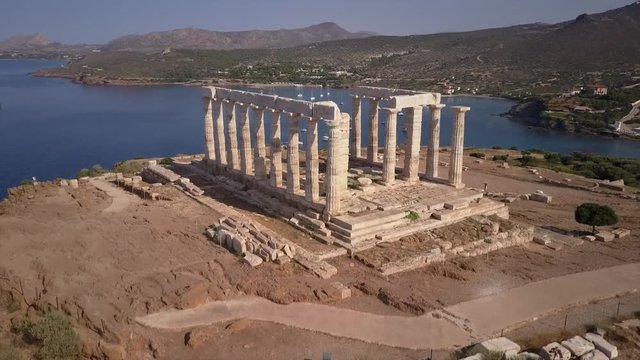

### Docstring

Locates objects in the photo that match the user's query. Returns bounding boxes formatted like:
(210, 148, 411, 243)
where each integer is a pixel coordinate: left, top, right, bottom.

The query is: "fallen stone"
(561, 336, 595, 357)
(357, 177, 373, 187)
(530, 193, 552, 203)
(498, 162, 509, 169)
(243, 253, 263, 267)
(474, 337, 520, 358)
(59, 179, 69, 186)
(541, 342, 572, 360)
(579, 350, 609, 360)
(533, 234, 551, 245)
(205, 228, 216, 240)
(184, 326, 217, 348)
(283, 244, 294, 258)
(231, 236, 246, 254)
(329, 281, 351, 300)
(584, 333, 618, 359)
(225, 319, 250, 333)
(439, 241, 453, 251)
(546, 242, 563, 251)
(583, 235, 596, 242)
(69, 179, 79, 188)
(504, 197, 517, 203)
(611, 228, 630, 239)
(595, 232, 614, 242)
(520, 194, 531, 200)
(459, 354, 483, 360)
(474, 159, 483, 164)
(518, 352, 543, 360)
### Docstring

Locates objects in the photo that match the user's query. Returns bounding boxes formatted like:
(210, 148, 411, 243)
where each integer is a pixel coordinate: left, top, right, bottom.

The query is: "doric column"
(286, 113, 301, 194)
(224, 100, 239, 170)
(203, 96, 215, 161)
(269, 110, 283, 188)
(340, 114, 351, 191)
(426, 104, 445, 179)
(212, 99, 226, 166)
(351, 96, 362, 158)
(237, 103, 253, 176)
(253, 106, 267, 180)
(403, 106, 423, 183)
(367, 98, 380, 163)
(305, 117, 320, 203)
(324, 117, 343, 218)
(449, 106, 470, 188)
(381, 108, 399, 185)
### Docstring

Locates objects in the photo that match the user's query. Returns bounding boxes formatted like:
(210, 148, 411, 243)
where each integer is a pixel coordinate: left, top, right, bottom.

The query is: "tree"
(575, 203, 618, 234)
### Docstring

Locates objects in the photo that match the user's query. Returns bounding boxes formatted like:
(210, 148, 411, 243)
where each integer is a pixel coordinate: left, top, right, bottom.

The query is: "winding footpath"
(137, 262, 640, 350)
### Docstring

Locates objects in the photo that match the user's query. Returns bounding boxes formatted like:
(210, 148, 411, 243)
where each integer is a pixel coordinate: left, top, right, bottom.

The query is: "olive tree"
(575, 203, 618, 235)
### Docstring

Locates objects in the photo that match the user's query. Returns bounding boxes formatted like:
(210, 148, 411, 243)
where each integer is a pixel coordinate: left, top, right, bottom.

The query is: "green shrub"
(544, 152, 562, 163)
(159, 157, 174, 165)
(527, 148, 546, 154)
(76, 164, 106, 179)
(13, 313, 78, 360)
(113, 160, 143, 175)
(575, 203, 618, 234)
(406, 211, 420, 221)
(491, 146, 503, 150)
(469, 152, 485, 159)
(509, 146, 518, 150)
(520, 155, 538, 166)
(492, 155, 509, 162)
(19, 179, 34, 186)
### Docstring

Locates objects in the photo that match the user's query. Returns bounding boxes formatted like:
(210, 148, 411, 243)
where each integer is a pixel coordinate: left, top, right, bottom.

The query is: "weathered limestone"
(542, 342, 572, 360)
(473, 337, 521, 359)
(224, 100, 240, 170)
(238, 103, 253, 175)
(403, 106, 423, 182)
(561, 336, 595, 357)
(584, 333, 618, 359)
(340, 113, 351, 191)
(426, 104, 445, 178)
(270, 110, 283, 188)
(212, 99, 226, 166)
(351, 96, 362, 158)
(324, 117, 343, 218)
(252, 106, 267, 180)
(203, 96, 215, 161)
(449, 106, 470, 188)
(381, 108, 399, 185)
(305, 118, 320, 202)
(367, 98, 380, 163)
(286, 113, 301, 194)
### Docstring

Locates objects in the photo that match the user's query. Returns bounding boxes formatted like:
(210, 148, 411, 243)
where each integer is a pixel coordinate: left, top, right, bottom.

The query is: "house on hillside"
(589, 84, 608, 96)
(561, 87, 581, 97)
(443, 85, 455, 95)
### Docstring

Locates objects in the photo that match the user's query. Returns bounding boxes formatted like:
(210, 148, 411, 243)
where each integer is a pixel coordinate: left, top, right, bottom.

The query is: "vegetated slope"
(101, 22, 374, 52)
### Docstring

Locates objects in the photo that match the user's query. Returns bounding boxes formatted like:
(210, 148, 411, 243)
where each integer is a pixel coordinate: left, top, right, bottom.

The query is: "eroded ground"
(0, 151, 639, 359)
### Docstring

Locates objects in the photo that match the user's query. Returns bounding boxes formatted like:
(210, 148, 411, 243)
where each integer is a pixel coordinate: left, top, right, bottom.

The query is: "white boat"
(310, 97, 316, 101)
(297, 94, 303, 98)
(398, 111, 404, 116)
(320, 94, 324, 98)
(298, 141, 304, 146)
(340, 102, 344, 105)
(322, 135, 329, 141)
(300, 128, 307, 133)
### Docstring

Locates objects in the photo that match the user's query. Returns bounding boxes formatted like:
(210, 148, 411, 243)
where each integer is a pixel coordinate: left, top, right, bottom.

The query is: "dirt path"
(137, 262, 640, 350)
(90, 177, 137, 212)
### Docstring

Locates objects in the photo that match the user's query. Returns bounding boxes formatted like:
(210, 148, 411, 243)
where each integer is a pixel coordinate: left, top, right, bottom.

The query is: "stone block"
(312, 101, 340, 120)
(583, 333, 617, 359)
(276, 97, 313, 117)
(59, 179, 68, 186)
(388, 93, 438, 108)
(440, 241, 453, 250)
(69, 179, 79, 188)
(520, 194, 531, 200)
(306, 209, 321, 220)
(504, 197, 517, 203)
(243, 253, 263, 267)
(283, 244, 295, 258)
(475, 337, 520, 358)
(561, 336, 595, 357)
(231, 236, 246, 255)
(459, 354, 483, 360)
(530, 193, 552, 203)
(329, 281, 351, 300)
(533, 234, 551, 245)
(518, 351, 543, 360)
(583, 235, 596, 242)
(260, 244, 278, 261)
(612, 228, 630, 239)
(357, 177, 373, 187)
(541, 342, 572, 360)
(579, 350, 609, 360)
(595, 232, 614, 242)
(205, 228, 216, 240)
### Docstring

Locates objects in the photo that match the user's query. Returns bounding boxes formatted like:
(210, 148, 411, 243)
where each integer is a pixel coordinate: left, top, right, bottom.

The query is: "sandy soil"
(0, 151, 638, 359)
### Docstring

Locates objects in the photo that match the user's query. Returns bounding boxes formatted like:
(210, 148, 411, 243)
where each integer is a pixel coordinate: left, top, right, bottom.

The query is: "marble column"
(224, 100, 239, 170)
(212, 99, 226, 166)
(381, 108, 399, 185)
(305, 118, 320, 203)
(402, 106, 423, 183)
(426, 104, 445, 179)
(340, 114, 351, 191)
(237, 103, 253, 176)
(253, 106, 267, 180)
(449, 106, 470, 188)
(269, 110, 283, 188)
(324, 117, 343, 218)
(351, 96, 362, 158)
(286, 113, 301, 194)
(367, 98, 380, 163)
(203, 96, 215, 161)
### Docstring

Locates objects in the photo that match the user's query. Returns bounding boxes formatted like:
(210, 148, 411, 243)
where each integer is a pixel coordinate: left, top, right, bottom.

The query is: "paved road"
(137, 263, 640, 350)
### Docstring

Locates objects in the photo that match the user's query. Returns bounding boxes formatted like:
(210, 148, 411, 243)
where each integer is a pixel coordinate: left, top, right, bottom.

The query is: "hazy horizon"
(0, 0, 634, 44)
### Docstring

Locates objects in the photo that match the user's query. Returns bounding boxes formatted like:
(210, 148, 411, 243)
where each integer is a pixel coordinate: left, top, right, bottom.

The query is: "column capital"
(428, 103, 446, 110)
(451, 106, 471, 113)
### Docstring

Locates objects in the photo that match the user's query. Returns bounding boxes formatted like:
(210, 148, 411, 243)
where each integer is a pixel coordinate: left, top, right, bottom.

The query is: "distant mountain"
(101, 22, 375, 52)
(0, 34, 97, 57)
(0, 34, 59, 51)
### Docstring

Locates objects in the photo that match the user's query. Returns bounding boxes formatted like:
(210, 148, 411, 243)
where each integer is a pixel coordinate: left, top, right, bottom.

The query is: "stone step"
(330, 208, 408, 231)
(327, 216, 409, 242)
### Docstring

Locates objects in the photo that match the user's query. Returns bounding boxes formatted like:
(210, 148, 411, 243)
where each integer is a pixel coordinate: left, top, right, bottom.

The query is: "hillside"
(0, 34, 97, 58)
(101, 22, 373, 52)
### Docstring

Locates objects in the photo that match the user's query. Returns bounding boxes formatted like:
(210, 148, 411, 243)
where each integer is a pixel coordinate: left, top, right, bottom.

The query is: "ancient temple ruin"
(201, 86, 508, 249)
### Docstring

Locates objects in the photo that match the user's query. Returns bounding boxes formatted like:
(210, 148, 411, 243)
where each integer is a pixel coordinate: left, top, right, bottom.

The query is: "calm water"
(1, 59, 639, 197)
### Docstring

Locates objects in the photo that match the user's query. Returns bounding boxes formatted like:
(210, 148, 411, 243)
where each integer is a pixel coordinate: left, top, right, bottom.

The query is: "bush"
(527, 148, 546, 154)
(406, 211, 419, 221)
(544, 152, 562, 164)
(13, 313, 78, 360)
(520, 155, 538, 166)
(159, 157, 174, 165)
(575, 203, 618, 234)
(113, 160, 143, 175)
(76, 164, 106, 179)
(509, 146, 518, 150)
(492, 155, 509, 162)
(491, 146, 503, 150)
(19, 179, 34, 186)
(469, 152, 486, 159)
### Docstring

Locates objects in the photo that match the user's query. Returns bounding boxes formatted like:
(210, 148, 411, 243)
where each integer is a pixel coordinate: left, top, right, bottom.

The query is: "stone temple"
(200, 86, 508, 252)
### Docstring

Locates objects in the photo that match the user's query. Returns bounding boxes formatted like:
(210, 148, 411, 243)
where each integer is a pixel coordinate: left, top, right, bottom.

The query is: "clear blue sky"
(1, 0, 633, 43)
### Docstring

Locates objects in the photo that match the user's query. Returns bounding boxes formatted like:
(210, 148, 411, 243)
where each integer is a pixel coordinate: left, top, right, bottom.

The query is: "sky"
(0, 0, 634, 44)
